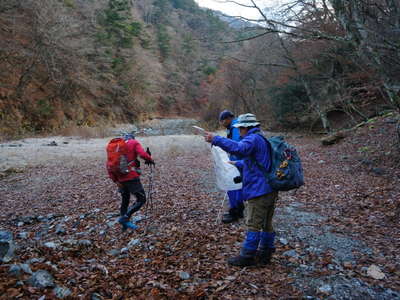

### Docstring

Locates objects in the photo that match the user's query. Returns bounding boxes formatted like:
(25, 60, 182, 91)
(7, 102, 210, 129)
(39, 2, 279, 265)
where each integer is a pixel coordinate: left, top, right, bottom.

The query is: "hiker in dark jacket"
(108, 134, 155, 231)
(205, 113, 278, 267)
(218, 110, 244, 224)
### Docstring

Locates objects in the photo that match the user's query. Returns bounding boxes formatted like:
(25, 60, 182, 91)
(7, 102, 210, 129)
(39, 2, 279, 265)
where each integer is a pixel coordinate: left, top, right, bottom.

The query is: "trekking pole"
(216, 192, 227, 224)
(144, 147, 155, 233)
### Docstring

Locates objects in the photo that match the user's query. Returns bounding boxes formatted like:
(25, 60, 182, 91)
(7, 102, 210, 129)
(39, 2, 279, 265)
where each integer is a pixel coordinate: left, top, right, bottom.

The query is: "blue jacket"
(227, 118, 240, 161)
(212, 127, 274, 200)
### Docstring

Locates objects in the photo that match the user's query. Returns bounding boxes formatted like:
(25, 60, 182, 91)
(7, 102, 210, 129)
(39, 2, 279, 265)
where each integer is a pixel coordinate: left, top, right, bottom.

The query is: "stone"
(108, 249, 120, 256)
(179, 271, 190, 280)
(17, 232, 29, 239)
(367, 265, 385, 280)
(26, 257, 45, 264)
(44, 242, 59, 250)
(53, 286, 72, 299)
(37, 216, 48, 222)
(107, 220, 118, 228)
(318, 284, 332, 294)
(127, 239, 141, 248)
(62, 239, 78, 247)
(55, 224, 66, 235)
(20, 263, 33, 274)
(371, 168, 385, 176)
(28, 270, 55, 288)
(91, 293, 102, 300)
(283, 249, 299, 258)
(9, 264, 22, 277)
(279, 238, 289, 245)
(78, 240, 92, 247)
(0, 230, 15, 263)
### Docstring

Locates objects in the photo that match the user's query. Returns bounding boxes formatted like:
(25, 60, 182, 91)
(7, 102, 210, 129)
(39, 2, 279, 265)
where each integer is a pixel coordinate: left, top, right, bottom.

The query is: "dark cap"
(219, 110, 234, 121)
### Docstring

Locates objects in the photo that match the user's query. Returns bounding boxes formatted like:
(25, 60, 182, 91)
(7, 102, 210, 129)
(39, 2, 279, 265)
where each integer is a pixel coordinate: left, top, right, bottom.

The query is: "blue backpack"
(252, 134, 304, 191)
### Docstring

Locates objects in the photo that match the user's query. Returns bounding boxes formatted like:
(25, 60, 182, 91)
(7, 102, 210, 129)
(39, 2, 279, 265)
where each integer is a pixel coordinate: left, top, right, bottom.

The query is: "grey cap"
(233, 113, 260, 128)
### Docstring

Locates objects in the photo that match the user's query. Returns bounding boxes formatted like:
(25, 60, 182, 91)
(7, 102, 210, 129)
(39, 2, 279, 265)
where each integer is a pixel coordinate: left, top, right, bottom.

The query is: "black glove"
(145, 160, 155, 166)
(233, 176, 242, 184)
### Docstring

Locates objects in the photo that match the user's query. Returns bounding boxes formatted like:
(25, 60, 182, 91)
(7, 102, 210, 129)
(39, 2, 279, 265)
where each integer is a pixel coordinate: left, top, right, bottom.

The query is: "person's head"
(233, 113, 261, 137)
(123, 132, 135, 140)
(218, 110, 234, 128)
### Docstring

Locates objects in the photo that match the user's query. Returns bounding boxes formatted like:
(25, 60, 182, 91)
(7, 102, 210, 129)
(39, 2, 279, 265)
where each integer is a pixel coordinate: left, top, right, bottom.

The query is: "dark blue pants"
(227, 189, 243, 209)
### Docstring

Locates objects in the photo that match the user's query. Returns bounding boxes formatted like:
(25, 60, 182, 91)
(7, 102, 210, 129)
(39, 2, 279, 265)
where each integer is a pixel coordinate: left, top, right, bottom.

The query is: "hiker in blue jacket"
(205, 113, 278, 267)
(218, 110, 244, 224)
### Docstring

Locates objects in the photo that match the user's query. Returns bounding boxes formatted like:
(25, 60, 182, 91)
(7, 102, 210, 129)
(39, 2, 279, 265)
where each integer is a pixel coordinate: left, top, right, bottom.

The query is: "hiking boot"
(227, 248, 257, 267)
(222, 208, 239, 224)
(118, 216, 138, 232)
(257, 248, 275, 266)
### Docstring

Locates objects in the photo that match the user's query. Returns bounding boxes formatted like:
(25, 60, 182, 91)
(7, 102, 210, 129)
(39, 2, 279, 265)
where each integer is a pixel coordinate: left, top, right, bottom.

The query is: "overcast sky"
(194, 0, 284, 20)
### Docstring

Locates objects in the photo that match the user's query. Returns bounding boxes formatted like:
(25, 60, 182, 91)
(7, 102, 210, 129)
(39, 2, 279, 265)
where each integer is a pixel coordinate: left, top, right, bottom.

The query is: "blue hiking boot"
(257, 232, 276, 265)
(118, 216, 138, 232)
(228, 231, 260, 267)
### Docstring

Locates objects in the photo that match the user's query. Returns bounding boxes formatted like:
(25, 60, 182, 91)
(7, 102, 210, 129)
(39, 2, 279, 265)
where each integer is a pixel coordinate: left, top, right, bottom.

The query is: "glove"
(233, 176, 242, 184)
(145, 160, 155, 166)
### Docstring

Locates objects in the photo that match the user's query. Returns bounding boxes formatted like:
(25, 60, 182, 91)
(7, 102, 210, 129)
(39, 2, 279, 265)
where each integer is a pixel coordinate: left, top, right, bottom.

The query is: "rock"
(0, 230, 15, 263)
(107, 220, 118, 227)
(179, 271, 190, 280)
(53, 286, 72, 299)
(47, 141, 58, 146)
(127, 239, 141, 248)
(318, 160, 325, 164)
(26, 257, 45, 264)
(367, 265, 385, 280)
(44, 242, 59, 250)
(17, 232, 29, 239)
(28, 270, 55, 288)
(108, 249, 120, 256)
(371, 167, 385, 176)
(55, 224, 66, 235)
(131, 215, 145, 223)
(283, 249, 299, 258)
(17, 222, 24, 227)
(91, 293, 102, 300)
(78, 240, 92, 247)
(20, 263, 33, 274)
(99, 230, 106, 236)
(318, 284, 332, 294)
(62, 239, 78, 247)
(37, 215, 48, 222)
(45, 261, 59, 271)
(321, 132, 346, 145)
(279, 238, 289, 245)
(9, 264, 22, 277)
(120, 247, 129, 253)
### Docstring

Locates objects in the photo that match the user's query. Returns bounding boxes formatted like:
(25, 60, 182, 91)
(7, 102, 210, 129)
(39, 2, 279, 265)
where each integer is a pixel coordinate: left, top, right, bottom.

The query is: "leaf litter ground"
(0, 116, 399, 299)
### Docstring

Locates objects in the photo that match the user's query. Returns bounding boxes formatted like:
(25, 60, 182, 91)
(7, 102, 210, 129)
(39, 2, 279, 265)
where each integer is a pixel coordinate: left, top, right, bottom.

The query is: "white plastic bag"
(211, 146, 242, 191)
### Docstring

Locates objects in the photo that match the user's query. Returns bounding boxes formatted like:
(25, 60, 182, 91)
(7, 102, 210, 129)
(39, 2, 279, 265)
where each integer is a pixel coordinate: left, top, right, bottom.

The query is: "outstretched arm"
(211, 135, 254, 157)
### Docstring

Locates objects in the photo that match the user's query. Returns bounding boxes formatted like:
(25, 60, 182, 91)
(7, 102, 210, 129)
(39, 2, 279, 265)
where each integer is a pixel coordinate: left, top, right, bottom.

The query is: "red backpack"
(106, 138, 129, 178)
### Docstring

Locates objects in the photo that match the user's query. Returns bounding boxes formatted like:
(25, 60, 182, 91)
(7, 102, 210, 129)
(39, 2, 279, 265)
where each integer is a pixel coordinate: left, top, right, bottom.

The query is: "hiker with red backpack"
(204, 113, 304, 267)
(106, 133, 155, 231)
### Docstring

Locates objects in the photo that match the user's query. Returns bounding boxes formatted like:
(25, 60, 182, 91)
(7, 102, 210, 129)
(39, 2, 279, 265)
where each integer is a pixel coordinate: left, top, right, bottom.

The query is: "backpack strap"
(249, 132, 273, 175)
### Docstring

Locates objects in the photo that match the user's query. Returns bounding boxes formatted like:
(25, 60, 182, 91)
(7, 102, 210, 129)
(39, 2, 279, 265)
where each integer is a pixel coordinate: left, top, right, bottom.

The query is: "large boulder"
(0, 230, 15, 263)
